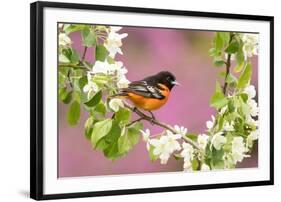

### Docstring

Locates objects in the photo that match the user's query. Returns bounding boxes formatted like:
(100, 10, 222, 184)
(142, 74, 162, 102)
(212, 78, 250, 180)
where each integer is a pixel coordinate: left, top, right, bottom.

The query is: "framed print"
(30, 1, 274, 200)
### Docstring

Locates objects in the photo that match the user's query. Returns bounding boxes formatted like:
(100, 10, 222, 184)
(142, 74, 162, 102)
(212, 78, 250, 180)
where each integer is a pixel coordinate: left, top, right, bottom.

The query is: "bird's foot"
(148, 111, 157, 125)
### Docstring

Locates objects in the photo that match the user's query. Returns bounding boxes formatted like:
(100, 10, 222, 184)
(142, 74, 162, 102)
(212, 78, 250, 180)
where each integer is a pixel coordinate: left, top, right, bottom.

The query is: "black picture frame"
(30, 1, 274, 200)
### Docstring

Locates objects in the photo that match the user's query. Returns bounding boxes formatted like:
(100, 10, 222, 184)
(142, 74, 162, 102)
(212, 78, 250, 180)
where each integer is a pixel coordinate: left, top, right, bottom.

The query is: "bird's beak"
(172, 80, 180, 86)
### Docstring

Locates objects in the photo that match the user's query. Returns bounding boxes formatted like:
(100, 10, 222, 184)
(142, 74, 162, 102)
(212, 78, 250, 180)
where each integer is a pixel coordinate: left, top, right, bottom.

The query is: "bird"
(112, 71, 180, 119)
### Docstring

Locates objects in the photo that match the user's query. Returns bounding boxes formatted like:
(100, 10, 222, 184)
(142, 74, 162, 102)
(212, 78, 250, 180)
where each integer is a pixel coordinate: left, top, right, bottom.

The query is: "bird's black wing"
(122, 80, 165, 99)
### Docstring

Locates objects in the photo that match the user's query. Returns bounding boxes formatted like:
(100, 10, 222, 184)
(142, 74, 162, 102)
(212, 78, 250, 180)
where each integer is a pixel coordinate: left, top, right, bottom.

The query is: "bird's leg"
(148, 111, 156, 121)
(132, 107, 156, 125)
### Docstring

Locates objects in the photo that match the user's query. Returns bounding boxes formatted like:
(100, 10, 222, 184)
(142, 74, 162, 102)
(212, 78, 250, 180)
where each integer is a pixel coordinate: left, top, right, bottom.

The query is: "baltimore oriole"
(112, 71, 179, 119)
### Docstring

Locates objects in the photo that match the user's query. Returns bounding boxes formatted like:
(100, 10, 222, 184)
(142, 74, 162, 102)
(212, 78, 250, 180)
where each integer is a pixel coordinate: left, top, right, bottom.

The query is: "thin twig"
(81, 47, 88, 62)
(123, 102, 200, 150)
(223, 33, 234, 95)
(126, 117, 144, 127)
(223, 54, 231, 95)
(59, 63, 90, 71)
(67, 69, 73, 88)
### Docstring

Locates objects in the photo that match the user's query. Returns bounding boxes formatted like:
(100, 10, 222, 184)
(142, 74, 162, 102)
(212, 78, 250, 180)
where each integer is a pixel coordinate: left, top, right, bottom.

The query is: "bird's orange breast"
(127, 84, 170, 111)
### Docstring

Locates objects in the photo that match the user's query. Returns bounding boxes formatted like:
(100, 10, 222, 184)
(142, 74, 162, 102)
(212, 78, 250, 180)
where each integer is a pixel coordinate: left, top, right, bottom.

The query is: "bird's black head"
(155, 71, 179, 90)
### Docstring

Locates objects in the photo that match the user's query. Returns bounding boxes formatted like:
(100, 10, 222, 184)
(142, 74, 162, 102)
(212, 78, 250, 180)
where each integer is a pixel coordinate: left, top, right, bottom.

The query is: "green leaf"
(210, 148, 225, 168)
(107, 56, 115, 64)
(240, 93, 248, 103)
(82, 29, 96, 47)
(214, 32, 230, 51)
(148, 145, 158, 162)
(241, 102, 250, 117)
(235, 45, 245, 70)
(215, 81, 222, 93)
(84, 116, 95, 140)
(115, 108, 131, 125)
(118, 131, 130, 154)
(217, 115, 224, 131)
(219, 32, 230, 46)
(173, 153, 182, 160)
(59, 53, 70, 63)
(84, 91, 102, 107)
(208, 48, 221, 57)
(103, 122, 122, 159)
(95, 138, 110, 151)
(93, 102, 107, 116)
(59, 87, 68, 101)
(213, 58, 225, 67)
(91, 119, 113, 148)
(78, 76, 87, 91)
(226, 73, 237, 87)
(210, 92, 228, 109)
(64, 25, 85, 34)
(227, 99, 235, 113)
(70, 48, 80, 63)
(215, 33, 223, 50)
(234, 61, 245, 73)
(223, 133, 234, 152)
(117, 122, 142, 155)
(225, 40, 239, 54)
(81, 27, 90, 40)
(62, 91, 72, 104)
(67, 101, 80, 126)
(192, 159, 199, 170)
(62, 48, 72, 59)
(237, 63, 252, 88)
(59, 48, 80, 64)
(185, 133, 198, 141)
(127, 122, 142, 145)
(96, 45, 108, 61)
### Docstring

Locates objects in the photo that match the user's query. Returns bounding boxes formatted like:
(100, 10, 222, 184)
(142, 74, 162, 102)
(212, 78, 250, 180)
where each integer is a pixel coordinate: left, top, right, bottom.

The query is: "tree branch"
(59, 63, 91, 71)
(81, 47, 88, 62)
(223, 33, 234, 95)
(123, 102, 200, 150)
(223, 53, 231, 95)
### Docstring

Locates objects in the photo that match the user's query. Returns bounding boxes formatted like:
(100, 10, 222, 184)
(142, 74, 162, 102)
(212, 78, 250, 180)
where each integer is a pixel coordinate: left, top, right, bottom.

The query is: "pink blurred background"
(58, 26, 258, 178)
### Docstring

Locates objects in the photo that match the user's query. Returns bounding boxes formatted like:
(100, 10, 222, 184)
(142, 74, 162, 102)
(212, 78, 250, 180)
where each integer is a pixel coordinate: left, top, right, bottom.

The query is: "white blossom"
(231, 136, 249, 164)
(140, 129, 150, 142)
(149, 131, 181, 164)
(244, 85, 256, 99)
(164, 131, 182, 153)
(117, 76, 130, 88)
(92, 61, 128, 77)
(174, 125, 188, 136)
(219, 106, 228, 115)
(180, 142, 194, 171)
(109, 98, 124, 112)
(197, 134, 209, 150)
(83, 73, 99, 99)
(206, 115, 215, 130)
(104, 26, 128, 58)
(211, 132, 226, 150)
(248, 99, 259, 117)
(59, 33, 72, 47)
(201, 163, 210, 171)
(223, 121, 234, 132)
(91, 60, 130, 89)
(241, 34, 259, 60)
(246, 130, 259, 149)
(246, 116, 259, 127)
(91, 60, 114, 75)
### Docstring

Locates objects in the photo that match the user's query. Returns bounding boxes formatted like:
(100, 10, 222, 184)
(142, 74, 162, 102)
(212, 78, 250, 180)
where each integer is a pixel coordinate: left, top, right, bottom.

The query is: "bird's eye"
(167, 76, 172, 81)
